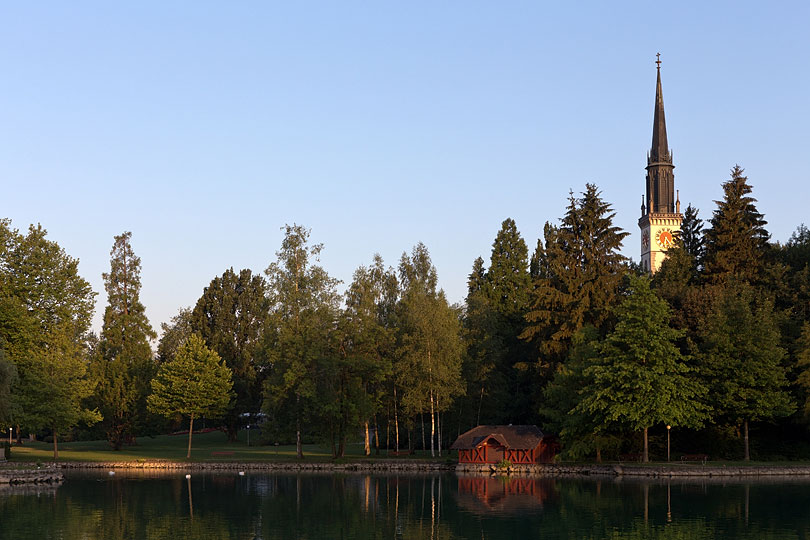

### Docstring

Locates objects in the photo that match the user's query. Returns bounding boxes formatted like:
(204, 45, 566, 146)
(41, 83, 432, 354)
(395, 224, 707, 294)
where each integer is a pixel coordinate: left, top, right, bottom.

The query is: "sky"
(2, 2, 808, 336)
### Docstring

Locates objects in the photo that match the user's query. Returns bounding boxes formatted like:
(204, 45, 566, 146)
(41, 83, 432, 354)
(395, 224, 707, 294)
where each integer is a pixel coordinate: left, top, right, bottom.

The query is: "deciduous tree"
(576, 275, 709, 462)
(191, 268, 269, 441)
(262, 225, 340, 459)
(0, 223, 99, 457)
(397, 243, 464, 456)
(698, 281, 794, 460)
(147, 334, 233, 458)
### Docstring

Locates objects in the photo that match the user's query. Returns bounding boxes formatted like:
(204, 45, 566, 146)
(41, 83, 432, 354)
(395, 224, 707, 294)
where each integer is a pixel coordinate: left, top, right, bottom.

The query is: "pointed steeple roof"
(650, 55, 670, 163)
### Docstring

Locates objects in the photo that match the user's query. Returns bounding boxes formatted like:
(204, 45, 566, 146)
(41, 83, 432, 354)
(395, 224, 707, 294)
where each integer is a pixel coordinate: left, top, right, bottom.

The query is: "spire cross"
(655, 53, 661, 69)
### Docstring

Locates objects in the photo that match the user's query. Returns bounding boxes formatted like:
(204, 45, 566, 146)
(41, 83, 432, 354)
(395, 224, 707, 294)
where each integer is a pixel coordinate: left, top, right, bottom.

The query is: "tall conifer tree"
(522, 184, 628, 372)
(92, 232, 156, 449)
(703, 166, 770, 285)
(680, 204, 705, 265)
(462, 219, 533, 424)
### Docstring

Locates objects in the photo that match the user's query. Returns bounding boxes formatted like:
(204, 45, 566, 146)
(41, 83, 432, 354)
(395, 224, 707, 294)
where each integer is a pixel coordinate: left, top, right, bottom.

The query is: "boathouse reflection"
(455, 475, 556, 514)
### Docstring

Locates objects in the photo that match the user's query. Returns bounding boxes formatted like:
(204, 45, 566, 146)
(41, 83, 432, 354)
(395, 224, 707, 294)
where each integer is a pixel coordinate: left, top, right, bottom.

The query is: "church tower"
(639, 55, 682, 273)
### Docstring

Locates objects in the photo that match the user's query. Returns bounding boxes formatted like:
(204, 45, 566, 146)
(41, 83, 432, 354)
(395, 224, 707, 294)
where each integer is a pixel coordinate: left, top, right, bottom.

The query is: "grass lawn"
(5, 431, 447, 463)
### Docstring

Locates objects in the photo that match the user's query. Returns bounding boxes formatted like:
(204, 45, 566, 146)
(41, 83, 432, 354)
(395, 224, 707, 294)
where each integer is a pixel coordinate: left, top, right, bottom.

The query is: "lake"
(1, 470, 809, 539)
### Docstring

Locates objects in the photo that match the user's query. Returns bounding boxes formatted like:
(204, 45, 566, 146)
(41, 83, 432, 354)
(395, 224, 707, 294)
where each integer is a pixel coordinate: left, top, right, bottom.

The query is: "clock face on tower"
(642, 231, 650, 249)
(656, 228, 674, 249)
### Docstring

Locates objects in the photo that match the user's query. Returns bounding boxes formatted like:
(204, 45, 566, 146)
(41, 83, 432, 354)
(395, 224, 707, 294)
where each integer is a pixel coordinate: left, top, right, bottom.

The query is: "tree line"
(1, 164, 809, 461)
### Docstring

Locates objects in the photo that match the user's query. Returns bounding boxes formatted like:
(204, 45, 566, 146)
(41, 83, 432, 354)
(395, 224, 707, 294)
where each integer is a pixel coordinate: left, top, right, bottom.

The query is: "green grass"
(6, 431, 446, 463)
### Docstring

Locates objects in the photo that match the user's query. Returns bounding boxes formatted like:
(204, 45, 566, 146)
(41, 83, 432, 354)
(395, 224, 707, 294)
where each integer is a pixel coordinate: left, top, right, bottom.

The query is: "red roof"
(450, 425, 545, 451)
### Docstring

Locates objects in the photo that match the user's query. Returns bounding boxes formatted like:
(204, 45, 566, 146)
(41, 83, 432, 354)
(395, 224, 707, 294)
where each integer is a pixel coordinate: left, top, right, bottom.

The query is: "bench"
(680, 453, 708, 464)
(619, 453, 643, 462)
(211, 451, 234, 457)
(389, 450, 413, 457)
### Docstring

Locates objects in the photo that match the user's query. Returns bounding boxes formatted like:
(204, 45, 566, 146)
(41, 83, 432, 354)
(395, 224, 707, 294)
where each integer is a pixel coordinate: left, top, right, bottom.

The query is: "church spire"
(645, 53, 675, 214)
(650, 53, 670, 163)
(639, 54, 683, 275)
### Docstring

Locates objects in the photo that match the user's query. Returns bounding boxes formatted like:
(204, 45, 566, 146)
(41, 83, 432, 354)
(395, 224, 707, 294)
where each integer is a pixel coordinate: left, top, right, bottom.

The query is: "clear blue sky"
(2, 2, 808, 335)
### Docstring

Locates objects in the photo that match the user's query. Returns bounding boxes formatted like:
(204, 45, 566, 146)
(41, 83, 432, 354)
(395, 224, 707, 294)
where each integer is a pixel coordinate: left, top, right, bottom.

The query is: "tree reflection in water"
(0, 471, 809, 539)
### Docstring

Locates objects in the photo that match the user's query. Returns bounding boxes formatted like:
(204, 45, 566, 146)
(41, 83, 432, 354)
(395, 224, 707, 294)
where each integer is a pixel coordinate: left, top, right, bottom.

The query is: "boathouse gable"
(450, 425, 555, 464)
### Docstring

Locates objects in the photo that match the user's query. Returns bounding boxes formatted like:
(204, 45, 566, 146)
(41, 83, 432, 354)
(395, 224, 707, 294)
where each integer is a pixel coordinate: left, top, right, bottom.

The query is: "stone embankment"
(0, 467, 64, 485)
(15, 460, 810, 478)
(455, 462, 810, 478)
(57, 460, 454, 473)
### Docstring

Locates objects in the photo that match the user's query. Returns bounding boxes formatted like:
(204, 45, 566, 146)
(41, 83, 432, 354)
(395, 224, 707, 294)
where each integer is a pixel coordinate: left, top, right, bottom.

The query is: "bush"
(497, 459, 512, 469)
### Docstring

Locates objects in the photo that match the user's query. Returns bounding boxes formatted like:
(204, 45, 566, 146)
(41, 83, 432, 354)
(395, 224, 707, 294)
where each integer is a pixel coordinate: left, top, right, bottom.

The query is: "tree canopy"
(147, 334, 233, 458)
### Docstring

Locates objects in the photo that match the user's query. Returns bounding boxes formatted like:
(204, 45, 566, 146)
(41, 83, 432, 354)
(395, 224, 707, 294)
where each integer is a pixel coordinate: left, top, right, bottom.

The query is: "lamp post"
(666, 425, 671, 462)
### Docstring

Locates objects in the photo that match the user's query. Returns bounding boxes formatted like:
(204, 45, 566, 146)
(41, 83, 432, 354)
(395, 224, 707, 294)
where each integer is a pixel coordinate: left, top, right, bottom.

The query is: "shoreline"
(456, 462, 810, 478)
(40, 460, 810, 477)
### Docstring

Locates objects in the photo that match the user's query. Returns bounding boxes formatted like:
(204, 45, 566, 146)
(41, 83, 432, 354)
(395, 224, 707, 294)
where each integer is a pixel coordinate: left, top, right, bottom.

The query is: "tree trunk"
(15, 425, 21, 445)
(436, 409, 442, 456)
(743, 419, 750, 461)
(374, 415, 380, 455)
(226, 421, 238, 443)
(429, 392, 435, 458)
(421, 413, 425, 452)
(187, 414, 194, 459)
(595, 443, 602, 463)
(393, 386, 399, 453)
(364, 421, 371, 456)
(643, 427, 649, 463)
(337, 416, 346, 459)
(477, 386, 484, 426)
(52, 429, 58, 461)
(296, 394, 303, 459)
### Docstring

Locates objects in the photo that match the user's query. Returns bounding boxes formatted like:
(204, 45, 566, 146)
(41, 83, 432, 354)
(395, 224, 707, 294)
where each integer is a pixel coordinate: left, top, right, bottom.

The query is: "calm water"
(1, 470, 809, 539)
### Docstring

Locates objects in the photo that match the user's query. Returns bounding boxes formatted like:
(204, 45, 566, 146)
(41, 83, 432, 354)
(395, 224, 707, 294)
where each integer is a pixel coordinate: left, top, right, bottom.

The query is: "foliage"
(697, 281, 794, 458)
(0, 349, 16, 426)
(462, 218, 533, 426)
(0, 222, 99, 458)
(543, 325, 620, 460)
(90, 232, 157, 449)
(792, 323, 810, 417)
(191, 268, 269, 441)
(147, 334, 233, 458)
(157, 307, 193, 363)
(261, 224, 341, 459)
(703, 166, 771, 285)
(575, 275, 708, 460)
(342, 254, 398, 456)
(680, 203, 705, 265)
(522, 184, 628, 373)
(396, 243, 464, 456)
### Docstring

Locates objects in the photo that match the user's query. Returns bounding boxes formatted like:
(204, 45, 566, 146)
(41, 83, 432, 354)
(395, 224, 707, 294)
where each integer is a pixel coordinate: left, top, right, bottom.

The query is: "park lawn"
(7, 431, 445, 463)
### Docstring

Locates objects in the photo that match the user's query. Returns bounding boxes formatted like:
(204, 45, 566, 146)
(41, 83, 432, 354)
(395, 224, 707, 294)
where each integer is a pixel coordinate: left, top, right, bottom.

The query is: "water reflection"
(456, 475, 553, 514)
(1, 470, 809, 539)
